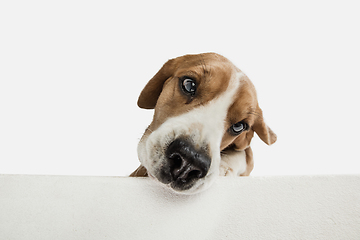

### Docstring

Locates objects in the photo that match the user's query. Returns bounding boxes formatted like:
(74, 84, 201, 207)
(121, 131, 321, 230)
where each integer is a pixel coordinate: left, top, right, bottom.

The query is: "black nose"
(166, 138, 211, 184)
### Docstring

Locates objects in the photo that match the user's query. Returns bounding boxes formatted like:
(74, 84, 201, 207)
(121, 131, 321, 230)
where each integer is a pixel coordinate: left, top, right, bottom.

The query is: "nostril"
(187, 169, 202, 180)
(169, 153, 183, 170)
(169, 158, 204, 183)
(166, 138, 210, 184)
(169, 153, 186, 180)
(174, 163, 202, 182)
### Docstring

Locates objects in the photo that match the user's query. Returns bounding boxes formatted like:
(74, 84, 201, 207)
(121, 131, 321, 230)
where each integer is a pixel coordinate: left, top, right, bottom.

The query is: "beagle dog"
(130, 53, 276, 194)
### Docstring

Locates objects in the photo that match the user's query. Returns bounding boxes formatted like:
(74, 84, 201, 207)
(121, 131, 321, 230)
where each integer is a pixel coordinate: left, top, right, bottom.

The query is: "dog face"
(137, 53, 276, 194)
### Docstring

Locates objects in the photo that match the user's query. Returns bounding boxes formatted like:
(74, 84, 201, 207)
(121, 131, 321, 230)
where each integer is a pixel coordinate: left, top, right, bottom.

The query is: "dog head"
(137, 53, 276, 194)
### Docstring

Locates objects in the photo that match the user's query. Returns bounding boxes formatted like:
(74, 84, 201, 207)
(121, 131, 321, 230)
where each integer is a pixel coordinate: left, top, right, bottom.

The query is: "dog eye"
(229, 121, 248, 135)
(181, 78, 197, 95)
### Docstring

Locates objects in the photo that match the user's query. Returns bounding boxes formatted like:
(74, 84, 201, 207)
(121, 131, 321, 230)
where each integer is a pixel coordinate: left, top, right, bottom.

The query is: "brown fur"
(131, 53, 276, 177)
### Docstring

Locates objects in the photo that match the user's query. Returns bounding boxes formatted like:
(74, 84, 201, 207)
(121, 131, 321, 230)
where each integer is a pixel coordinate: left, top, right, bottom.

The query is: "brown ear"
(252, 105, 277, 145)
(137, 58, 177, 109)
(129, 165, 148, 177)
(240, 147, 254, 176)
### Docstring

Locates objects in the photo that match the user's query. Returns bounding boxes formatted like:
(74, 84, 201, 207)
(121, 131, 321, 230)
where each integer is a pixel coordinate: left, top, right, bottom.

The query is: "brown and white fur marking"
(131, 53, 276, 194)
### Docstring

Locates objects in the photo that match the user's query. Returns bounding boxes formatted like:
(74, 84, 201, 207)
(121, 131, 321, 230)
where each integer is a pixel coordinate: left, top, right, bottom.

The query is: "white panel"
(0, 175, 359, 239)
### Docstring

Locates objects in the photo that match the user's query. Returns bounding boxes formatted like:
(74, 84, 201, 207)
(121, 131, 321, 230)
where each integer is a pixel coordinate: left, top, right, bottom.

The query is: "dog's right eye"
(229, 121, 248, 135)
(180, 77, 197, 96)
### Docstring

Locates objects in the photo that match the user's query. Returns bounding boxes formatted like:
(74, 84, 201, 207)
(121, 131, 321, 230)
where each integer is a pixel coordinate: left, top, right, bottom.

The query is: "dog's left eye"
(181, 78, 197, 95)
(229, 121, 248, 135)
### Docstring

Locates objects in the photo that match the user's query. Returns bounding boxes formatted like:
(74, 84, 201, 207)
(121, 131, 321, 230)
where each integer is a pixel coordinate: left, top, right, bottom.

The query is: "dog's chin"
(148, 170, 217, 195)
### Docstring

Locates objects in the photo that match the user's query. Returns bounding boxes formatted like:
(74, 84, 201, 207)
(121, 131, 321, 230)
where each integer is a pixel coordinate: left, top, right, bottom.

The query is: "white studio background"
(1, 0, 359, 177)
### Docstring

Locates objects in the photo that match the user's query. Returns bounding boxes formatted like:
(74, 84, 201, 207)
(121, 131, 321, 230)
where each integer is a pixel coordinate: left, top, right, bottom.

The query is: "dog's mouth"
(151, 138, 212, 193)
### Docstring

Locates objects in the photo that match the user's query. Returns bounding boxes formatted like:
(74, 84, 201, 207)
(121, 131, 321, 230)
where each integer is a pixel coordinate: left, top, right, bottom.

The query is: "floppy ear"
(137, 58, 177, 109)
(252, 105, 277, 145)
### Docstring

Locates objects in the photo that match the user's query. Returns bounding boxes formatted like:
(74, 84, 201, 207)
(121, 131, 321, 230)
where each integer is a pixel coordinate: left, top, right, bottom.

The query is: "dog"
(130, 53, 276, 194)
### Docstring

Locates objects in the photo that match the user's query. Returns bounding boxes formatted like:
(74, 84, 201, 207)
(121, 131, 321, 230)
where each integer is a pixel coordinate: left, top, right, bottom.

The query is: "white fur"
(138, 71, 244, 194)
(219, 150, 247, 176)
